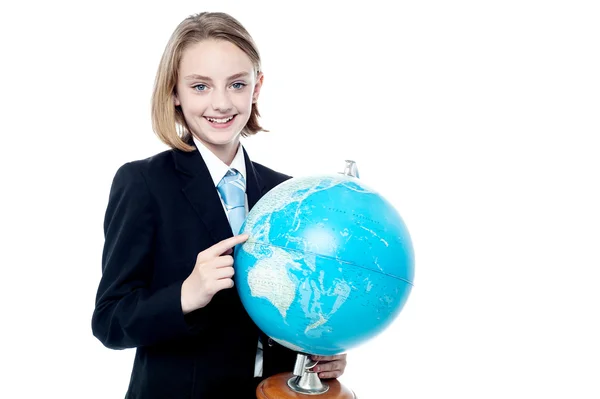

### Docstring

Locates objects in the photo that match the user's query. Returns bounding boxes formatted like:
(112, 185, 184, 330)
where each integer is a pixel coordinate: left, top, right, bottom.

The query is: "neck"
(196, 137, 239, 166)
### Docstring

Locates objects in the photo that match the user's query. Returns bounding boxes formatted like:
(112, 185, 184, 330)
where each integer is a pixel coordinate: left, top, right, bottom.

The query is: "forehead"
(179, 39, 255, 78)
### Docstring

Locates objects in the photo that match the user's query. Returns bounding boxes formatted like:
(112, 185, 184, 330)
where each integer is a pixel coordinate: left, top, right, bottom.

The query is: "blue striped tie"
(217, 169, 246, 235)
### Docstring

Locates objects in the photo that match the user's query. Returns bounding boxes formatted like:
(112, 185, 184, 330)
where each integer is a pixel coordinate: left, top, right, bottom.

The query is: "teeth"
(207, 116, 234, 124)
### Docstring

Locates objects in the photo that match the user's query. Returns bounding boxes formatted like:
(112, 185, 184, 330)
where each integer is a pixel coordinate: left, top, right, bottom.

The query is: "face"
(174, 39, 263, 161)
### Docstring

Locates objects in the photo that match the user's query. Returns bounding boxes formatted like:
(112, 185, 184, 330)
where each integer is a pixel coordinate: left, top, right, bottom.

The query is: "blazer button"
(268, 338, 274, 347)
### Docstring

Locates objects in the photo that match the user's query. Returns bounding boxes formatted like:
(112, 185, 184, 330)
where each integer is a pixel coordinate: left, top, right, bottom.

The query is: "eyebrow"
(184, 72, 250, 81)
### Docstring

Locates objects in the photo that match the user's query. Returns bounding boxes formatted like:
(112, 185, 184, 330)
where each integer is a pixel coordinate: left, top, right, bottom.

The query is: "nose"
(211, 88, 233, 113)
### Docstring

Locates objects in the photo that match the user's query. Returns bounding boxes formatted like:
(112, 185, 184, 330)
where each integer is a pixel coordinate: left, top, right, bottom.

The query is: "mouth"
(204, 115, 236, 124)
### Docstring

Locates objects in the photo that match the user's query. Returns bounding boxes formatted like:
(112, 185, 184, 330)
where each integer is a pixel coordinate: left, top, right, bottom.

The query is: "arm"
(91, 162, 194, 349)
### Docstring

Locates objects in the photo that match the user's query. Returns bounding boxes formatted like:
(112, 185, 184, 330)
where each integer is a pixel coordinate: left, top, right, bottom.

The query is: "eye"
(193, 84, 207, 91)
(231, 82, 247, 90)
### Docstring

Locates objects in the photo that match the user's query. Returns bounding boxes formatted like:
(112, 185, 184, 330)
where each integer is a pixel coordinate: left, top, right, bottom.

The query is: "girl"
(91, 12, 346, 398)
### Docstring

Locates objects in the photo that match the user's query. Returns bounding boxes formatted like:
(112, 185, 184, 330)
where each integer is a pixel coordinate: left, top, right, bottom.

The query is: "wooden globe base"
(256, 372, 356, 399)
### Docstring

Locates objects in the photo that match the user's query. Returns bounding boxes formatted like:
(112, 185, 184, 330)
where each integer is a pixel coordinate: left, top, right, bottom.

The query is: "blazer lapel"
(243, 146, 266, 211)
(172, 141, 233, 244)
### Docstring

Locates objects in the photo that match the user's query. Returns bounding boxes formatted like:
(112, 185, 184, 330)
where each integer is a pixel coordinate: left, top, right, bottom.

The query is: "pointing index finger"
(208, 234, 249, 258)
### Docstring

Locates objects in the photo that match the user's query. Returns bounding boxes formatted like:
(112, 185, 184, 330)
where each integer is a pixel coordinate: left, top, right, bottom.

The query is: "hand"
(310, 354, 347, 379)
(181, 234, 249, 314)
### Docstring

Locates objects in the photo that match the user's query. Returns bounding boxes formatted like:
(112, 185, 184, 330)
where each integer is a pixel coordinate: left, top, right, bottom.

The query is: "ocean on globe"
(234, 174, 414, 356)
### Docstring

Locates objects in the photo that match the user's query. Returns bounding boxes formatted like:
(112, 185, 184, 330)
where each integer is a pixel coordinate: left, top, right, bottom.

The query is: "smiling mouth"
(204, 115, 236, 124)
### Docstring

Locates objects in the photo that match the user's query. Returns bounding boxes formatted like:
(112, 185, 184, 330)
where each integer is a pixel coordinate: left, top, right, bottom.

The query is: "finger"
(318, 370, 343, 379)
(198, 234, 249, 261)
(311, 354, 346, 361)
(313, 360, 345, 373)
(213, 278, 234, 292)
(213, 255, 234, 268)
(213, 266, 234, 280)
(195, 255, 233, 272)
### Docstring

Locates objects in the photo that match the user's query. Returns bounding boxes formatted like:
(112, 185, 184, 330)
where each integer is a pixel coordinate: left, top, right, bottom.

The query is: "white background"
(1, 1, 599, 398)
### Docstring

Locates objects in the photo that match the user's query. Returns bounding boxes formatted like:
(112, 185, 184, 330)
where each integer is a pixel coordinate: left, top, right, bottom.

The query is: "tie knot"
(217, 169, 245, 210)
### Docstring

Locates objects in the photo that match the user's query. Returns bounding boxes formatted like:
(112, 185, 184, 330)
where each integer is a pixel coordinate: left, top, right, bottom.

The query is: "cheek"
(179, 94, 206, 115)
(233, 92, 254, 113)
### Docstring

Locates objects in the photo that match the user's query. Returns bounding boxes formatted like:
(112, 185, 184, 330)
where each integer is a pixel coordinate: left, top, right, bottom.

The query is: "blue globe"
(234, 174, 414, 356)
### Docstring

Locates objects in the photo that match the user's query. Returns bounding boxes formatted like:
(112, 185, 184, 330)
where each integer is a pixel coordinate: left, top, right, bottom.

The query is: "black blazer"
(92, 141, 297, 398)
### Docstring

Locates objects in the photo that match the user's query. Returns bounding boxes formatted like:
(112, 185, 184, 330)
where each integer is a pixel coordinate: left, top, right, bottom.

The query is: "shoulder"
(111, 148, 178, 183)
(251, 161, 292, 187)
(103, 152, 178, 227)
(107, 149, 181, 204)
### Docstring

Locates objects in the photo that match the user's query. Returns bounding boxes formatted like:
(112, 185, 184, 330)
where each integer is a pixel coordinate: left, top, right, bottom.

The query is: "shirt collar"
(193, 137, 247, 188)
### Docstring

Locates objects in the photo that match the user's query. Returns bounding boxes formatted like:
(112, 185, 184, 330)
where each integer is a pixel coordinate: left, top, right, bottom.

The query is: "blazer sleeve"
(91, 162, 198, 349)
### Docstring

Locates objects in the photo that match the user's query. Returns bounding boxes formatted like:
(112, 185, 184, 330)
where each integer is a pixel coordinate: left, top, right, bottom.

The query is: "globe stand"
(287, 354, 329, 394)
(256, 354, 356, 398)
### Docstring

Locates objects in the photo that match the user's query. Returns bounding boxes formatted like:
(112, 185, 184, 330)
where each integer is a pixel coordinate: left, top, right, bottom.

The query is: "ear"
(252, 73, 264, 104)
(173, 92, 181, 106)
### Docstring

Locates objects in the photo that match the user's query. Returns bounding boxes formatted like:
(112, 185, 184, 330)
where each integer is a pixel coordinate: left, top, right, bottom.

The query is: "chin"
(202, 132, 242, 146)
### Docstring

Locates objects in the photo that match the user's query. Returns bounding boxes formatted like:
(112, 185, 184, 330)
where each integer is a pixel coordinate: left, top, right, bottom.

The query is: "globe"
(234, 173, 414, 356)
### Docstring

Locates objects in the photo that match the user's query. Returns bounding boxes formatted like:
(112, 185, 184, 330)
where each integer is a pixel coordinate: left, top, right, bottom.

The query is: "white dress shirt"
(193, 137, 264, 378)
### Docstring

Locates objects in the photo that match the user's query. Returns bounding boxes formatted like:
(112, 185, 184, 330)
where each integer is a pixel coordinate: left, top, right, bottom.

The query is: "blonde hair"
(151, 12, 265, 152)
